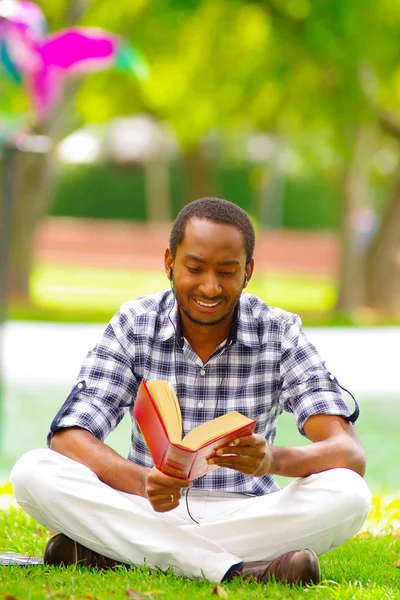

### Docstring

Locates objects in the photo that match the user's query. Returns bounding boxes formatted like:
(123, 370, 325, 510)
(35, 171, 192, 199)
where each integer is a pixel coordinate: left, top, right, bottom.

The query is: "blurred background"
(0, 0, 399, 498)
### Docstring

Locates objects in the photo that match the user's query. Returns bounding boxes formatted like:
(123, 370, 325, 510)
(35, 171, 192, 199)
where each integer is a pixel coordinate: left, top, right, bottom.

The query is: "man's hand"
(145, 467, 193, 512)
(207, 434, 273, 477)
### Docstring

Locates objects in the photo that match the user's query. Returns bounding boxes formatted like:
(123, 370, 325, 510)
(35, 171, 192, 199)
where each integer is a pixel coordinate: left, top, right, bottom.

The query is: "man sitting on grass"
(11, 197, 371, 586)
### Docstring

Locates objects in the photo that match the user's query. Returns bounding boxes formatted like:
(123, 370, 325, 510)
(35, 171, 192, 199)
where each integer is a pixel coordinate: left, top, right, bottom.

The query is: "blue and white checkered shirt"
(49, 290, 357, 495)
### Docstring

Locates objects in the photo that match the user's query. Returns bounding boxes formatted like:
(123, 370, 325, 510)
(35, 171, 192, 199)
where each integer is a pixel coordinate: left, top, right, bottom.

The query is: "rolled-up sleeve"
(47, 312, 138, 445)
(279, 314, 356, 436)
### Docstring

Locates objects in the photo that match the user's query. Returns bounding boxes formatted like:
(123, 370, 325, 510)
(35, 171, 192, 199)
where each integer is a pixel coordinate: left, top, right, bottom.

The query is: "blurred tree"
(365, 110, 400, 313)
(1, 0, 88, 300)
(3, 0, 400, 314)
(232, 0, 400, 313)
(120, 0, 400, 313)
(1, 0, 149, 299)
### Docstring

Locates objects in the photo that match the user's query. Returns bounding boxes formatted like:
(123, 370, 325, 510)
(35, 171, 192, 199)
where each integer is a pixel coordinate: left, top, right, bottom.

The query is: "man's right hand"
(146, 467, 192, 512)
(50, 428, 192, 507)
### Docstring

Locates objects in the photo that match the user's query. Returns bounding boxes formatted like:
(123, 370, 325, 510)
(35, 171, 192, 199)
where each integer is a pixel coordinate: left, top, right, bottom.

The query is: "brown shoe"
(230, 549, 320, 586)
(44, 533, 128, 569)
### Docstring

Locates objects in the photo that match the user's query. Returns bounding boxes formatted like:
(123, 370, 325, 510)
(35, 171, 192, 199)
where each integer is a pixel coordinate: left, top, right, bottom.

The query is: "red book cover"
(133, 380, 256, 480)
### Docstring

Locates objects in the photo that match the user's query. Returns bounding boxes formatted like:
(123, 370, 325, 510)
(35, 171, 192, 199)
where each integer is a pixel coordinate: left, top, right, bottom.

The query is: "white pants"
(11, 448, 371, 582)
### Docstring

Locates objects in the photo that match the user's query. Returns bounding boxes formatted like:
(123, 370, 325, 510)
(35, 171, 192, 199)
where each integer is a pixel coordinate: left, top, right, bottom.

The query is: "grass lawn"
(0, 498, 400, 599)
(8, 262, 395, 326)
(23, 263, 339, 324)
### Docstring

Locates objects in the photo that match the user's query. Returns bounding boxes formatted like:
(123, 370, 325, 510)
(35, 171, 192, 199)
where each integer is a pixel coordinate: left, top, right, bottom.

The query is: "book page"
(181, 411, 255, 450)
(147, 381, 182, 444)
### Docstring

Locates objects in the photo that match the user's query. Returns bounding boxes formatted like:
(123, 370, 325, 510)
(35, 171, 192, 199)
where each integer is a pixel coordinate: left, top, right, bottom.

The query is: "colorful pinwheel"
(0, 0, 148, 120)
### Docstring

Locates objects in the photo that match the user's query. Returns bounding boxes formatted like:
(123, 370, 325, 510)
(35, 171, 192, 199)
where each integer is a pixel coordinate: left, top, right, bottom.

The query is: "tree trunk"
(4, 81, 80, 301)
(8, 149, 59, 299)
(144, 159, 171, 222)
(336, 131, 372, 312)
(2, 0, 89, 303)
(365, 180, 400, 313)
(183, 145, 218, 202)
(336, 173, 366, 311)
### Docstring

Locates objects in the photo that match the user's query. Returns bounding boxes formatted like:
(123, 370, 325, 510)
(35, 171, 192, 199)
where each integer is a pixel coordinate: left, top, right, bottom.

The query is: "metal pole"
(0, 146, 14, 456)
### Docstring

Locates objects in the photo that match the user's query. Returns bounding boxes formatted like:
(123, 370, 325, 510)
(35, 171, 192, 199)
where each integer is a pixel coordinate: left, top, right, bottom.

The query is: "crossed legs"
(11, 448, 371, 582)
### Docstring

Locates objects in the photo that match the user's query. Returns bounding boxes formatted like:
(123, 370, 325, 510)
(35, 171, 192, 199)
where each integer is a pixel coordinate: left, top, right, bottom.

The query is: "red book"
(133, 380, 256, 481)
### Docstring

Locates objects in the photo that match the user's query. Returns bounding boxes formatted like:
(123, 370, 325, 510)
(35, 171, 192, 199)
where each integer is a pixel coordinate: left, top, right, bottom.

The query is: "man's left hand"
(207, 434, 272, 476)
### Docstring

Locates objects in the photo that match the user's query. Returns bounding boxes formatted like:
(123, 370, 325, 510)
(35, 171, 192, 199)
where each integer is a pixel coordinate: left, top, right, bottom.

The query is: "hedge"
(50, 161, 340, 229)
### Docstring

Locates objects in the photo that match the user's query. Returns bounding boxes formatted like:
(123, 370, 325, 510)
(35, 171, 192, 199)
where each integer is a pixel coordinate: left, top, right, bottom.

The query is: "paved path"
(3, 321, 400, 398)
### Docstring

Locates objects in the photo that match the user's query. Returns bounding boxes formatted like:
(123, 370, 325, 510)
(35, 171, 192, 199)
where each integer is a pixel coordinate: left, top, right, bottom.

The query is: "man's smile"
(193, 298, 223, 309)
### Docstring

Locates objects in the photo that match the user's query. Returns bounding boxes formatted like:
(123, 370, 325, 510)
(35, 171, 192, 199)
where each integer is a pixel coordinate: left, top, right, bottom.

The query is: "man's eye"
(219, 271, 235, 276)
(187, 266, 202, 273)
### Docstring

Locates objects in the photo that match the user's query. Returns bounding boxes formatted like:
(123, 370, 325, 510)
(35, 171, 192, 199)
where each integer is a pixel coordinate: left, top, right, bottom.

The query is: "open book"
(133, 379, 256, 480)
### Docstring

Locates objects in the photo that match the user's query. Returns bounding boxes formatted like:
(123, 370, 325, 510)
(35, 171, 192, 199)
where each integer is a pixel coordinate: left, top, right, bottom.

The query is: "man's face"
(165, 218, 253, 328)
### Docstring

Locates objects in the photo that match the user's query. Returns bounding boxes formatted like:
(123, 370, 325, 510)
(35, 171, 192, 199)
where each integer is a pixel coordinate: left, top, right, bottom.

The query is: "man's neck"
(179, 312, 233, 364)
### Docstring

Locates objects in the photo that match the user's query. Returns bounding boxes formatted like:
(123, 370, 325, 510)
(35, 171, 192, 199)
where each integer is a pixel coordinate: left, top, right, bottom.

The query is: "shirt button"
(197, 402, 204, 408)
(200, 368, 206, 376)
(77, 382, 84, 389)
(329, 373, 336, 381)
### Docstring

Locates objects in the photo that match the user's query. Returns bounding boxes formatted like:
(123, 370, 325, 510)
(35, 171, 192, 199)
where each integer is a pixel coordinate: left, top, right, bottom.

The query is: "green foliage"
(50, 162, 340, 229)
(5, 0, 400, 231)
(283, 176, 339, 229)
(6, 0, 400, 183)
(51, 164, 148, 221)
(5, 0, 400, 316)
(31, 0, 393, 162)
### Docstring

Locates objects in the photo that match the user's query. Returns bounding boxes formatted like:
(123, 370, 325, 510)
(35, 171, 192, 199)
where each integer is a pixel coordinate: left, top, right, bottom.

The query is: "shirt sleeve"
(279, 313, 357, 436)
(47, 310, 138, 445)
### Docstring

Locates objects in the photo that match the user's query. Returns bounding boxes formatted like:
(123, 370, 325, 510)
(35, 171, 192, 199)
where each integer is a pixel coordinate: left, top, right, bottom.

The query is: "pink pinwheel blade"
(1, 4, 149, 121)
(32, 28, 119, 116)
(40, 29, 117, 72)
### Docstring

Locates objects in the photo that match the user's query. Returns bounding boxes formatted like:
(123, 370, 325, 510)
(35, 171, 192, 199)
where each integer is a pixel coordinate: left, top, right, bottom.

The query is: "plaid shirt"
(49, 290, 357, 495)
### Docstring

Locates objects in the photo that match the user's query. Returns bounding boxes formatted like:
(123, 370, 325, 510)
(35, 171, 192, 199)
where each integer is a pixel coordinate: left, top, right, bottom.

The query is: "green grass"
(273, 402, 400, 496)
(0, 504, 399, 599)
(27, 263, 338, 318)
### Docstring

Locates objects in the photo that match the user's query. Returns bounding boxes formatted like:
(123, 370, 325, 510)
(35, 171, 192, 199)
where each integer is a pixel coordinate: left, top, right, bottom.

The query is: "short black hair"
(169, 197, 255, 264)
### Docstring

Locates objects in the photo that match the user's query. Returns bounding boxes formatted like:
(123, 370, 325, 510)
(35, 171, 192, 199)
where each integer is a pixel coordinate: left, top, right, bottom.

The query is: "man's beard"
(173, 286, 242, 327)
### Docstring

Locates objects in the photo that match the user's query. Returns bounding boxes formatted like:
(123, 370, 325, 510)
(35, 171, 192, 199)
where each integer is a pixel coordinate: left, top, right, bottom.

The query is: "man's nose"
(198, 273, 222, 296)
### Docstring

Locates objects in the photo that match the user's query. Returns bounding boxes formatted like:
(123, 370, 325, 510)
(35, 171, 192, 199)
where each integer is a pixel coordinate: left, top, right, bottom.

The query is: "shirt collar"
(157, 291, 260, 349)
(236, 293, 260, 348)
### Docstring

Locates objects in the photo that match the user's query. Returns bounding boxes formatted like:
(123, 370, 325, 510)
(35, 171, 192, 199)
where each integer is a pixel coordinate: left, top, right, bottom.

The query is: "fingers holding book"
(207, 434, 273, 477)
(145, 466, 192, 512)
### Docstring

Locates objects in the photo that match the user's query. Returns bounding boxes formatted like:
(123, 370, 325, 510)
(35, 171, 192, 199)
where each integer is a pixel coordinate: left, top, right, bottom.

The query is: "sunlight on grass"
(30, 264, 337, 315)
(30, 265, 166, 312)
(0, 483, 13, 494)
(252, 270, 337, 312)
(365, 496, 400, 534)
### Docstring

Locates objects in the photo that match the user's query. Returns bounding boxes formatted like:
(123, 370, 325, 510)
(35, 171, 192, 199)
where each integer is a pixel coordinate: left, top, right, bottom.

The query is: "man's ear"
(164, 248, 173, 281)
(244, 259, 255, 287)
